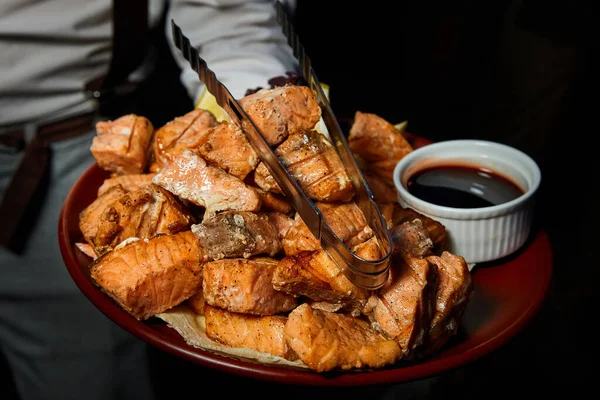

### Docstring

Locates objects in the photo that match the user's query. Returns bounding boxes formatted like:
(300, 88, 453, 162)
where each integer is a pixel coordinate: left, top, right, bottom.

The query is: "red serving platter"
(58, 134, 553, 386)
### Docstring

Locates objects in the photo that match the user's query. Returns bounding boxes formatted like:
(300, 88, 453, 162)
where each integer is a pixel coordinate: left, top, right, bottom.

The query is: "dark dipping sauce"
(406, 165, 525, 208)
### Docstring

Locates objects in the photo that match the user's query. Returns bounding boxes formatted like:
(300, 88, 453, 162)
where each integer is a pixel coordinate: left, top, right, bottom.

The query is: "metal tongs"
(170, 2, 392, 290)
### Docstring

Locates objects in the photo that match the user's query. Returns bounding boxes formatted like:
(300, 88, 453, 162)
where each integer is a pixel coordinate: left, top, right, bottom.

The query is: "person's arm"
(166, 0, 299, 102)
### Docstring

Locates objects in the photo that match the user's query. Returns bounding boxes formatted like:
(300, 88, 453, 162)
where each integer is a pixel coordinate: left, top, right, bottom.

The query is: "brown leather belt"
(0, 112, 96, 252)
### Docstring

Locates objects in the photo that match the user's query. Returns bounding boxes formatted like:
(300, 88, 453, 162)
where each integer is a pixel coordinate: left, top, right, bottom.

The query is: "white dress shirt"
(0, 0, 298, 127)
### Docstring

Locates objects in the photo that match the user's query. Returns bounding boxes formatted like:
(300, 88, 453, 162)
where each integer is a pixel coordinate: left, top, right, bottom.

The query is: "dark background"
(3, 0, 597, 398)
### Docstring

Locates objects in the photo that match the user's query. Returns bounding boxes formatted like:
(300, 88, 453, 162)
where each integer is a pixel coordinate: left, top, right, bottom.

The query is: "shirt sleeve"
(166, 0, 299, 101)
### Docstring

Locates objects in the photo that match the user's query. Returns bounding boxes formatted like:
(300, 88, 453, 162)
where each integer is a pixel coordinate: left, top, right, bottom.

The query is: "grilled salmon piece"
(91, 184, 195, 255)
(284, 303, 402, 372)
(152, 108, 218, 171)
(184, 272, 206, 316)
(152, 149, 261, 220)
(390, 218, 434, 258)
(352, 146, 398, 205)
(254, 187, 293, 214)
(366, 253, 438, 357)
(204, 304, 298, 361)
(387, 204, 447, 249)
(252, 162, 283, 195)
(97, 173, 157, 196)
(191, 211, 282, 260)
(265, 212, 294, 241)
(283, 202, 374, 256)
(379, 203, 395, 229)
(422, 251, 473, 355)
(352, 236, 382, 260)
(273, 250, 370, 316)
(196, 121, 258, 180)
(362, 170, 399, 205)
(273, 251, 347, 306)
(281, 213, 320, 255)
(254, 130, 355, 202)
(304, 300, 345, 313)
(348, 111, 413, 180)
(91, 114, 154, 175)
(80, 184, 128, 249)
(90, 230, 206, 320)
(203, 257, 297, 316)
(239, 84, 321, 146)
(316, 202, 373, 246)
(185, 288, 206, 316)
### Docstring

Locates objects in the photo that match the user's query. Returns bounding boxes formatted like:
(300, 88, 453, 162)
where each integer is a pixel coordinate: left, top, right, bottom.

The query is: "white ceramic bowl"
(393, 139, 541, 266)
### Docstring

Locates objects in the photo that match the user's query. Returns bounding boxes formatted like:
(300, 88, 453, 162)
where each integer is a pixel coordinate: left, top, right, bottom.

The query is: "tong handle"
(274, 2, 392, 278)
(172, 18, 390, 289)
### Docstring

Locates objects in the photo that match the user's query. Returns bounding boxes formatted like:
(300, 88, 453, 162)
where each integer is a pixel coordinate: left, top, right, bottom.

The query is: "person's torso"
(0, 0, 113, 126)
(0, 0, 167, 127)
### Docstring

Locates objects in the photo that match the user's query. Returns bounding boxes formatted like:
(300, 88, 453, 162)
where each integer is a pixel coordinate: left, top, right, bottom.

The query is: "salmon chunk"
(283, 202, 374, 256)
(352, 236, 382, 260)
(367, 254, 438, 357)
(196, 121, 259, 180)
(390, 218, 434, 258)
(362, 170, 399, 205)
(203, 257, 298, 316)
(152, 108, 218, 171)
(152, 149, 260, 220)
(97, 173, 157, 196)
(90, 231, 206, 320)
(252, 162, 283, 195)
(191, 211, 282, 260)
(254, 130, 355, 202)
(281, 213, 321, 255)
(284, 303, 402, 372)
(273, 251, 350, 307)
(422, 251, 473, 355)
(254, 187, 293, 214)
(185, 291, 206, 316)
(387, 204, 447, 249)
(272, 250, 370, 316)
(379, 203, 396, 229)
(348, 111, 413, 180)
(265, 212, 294, 241)
(185, 279, 206, 316)
(91, 114, 154, 175)
(80, 184, 128, 249)
(316, 202, 373, 247)
(91, 184, 195, 255)
(204, 304, 298, 361)
(239, 84, 321, 146)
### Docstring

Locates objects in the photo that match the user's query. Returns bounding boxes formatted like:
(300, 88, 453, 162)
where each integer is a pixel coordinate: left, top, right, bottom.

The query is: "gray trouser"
(0, 130, 155, 400)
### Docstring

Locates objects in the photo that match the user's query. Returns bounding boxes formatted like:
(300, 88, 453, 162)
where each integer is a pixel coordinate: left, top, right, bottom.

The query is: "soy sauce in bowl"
(406, 165, 525, 209)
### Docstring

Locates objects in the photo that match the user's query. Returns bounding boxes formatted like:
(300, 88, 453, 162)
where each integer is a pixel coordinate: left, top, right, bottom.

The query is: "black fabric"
(89, 0, 149, 118)
(97, 2, 194, 126)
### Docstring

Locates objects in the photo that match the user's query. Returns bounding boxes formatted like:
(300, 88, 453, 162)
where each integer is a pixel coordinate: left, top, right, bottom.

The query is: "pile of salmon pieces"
(77, 84, 472, 373)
